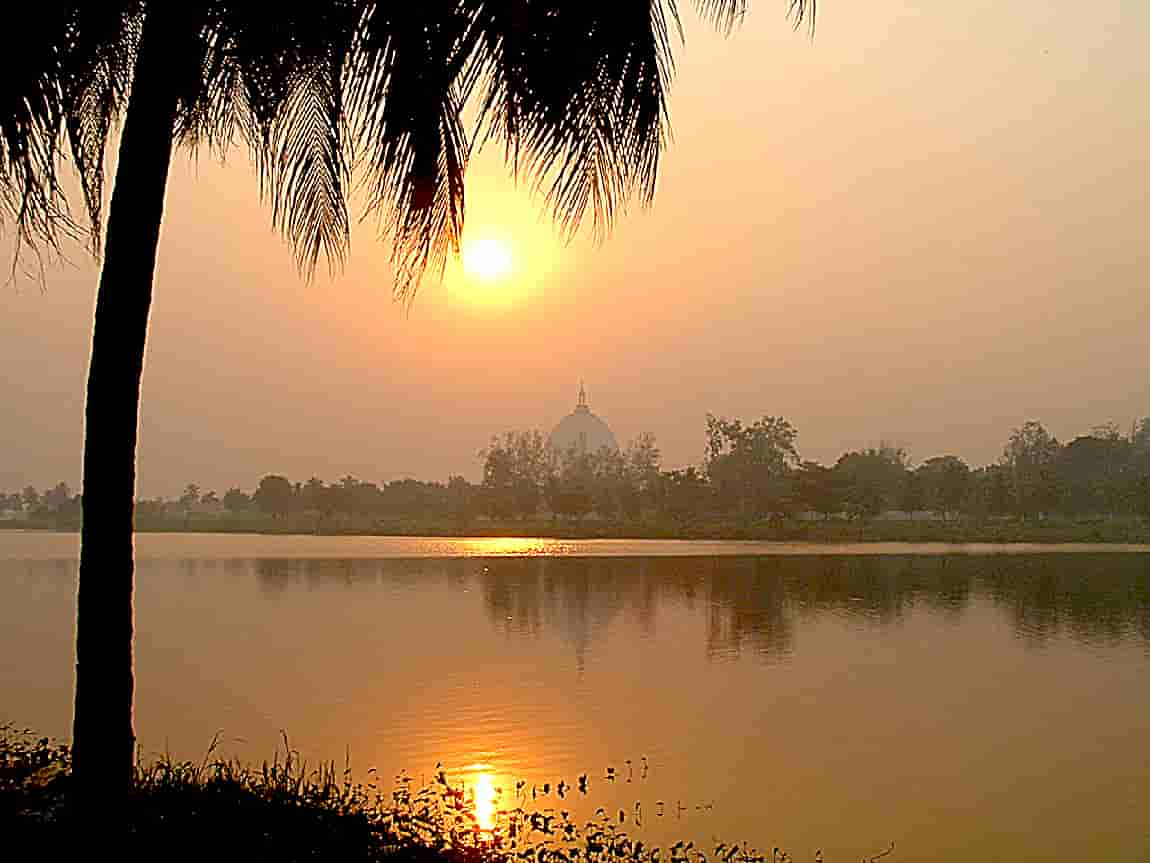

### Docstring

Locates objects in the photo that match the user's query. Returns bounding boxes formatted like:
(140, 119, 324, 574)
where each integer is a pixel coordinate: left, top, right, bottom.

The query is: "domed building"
(549, 384, 618, 456)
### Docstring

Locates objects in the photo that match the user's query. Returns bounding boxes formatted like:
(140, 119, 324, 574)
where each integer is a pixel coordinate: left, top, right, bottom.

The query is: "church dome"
(549, 384, 619, 456)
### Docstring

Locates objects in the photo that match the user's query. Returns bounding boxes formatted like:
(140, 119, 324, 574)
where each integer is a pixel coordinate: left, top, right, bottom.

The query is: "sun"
(463, 237, 515, 282)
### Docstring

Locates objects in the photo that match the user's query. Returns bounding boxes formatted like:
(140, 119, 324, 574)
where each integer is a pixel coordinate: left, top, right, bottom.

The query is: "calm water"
(2, 533, 1148, 861)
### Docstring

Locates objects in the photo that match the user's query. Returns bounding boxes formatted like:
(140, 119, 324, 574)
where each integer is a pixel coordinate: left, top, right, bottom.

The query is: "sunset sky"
(3, 0, 1148, 498)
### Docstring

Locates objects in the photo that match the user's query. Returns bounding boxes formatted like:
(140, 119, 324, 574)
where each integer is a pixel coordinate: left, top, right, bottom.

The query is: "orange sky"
(3, 0, 1148, 497)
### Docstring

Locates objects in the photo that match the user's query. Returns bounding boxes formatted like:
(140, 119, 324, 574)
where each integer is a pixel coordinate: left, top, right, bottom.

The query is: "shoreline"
(3, 517, 1150, 548)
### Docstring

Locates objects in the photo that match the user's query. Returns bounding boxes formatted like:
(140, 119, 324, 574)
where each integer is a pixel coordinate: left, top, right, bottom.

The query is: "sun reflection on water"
(456, 537, 579, 557)
(459, 764, 501, 833)
(472, 771, 497, 832)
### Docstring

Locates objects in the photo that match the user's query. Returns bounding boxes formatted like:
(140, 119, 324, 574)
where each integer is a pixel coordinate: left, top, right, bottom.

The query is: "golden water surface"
(2, 533, 1147, 860)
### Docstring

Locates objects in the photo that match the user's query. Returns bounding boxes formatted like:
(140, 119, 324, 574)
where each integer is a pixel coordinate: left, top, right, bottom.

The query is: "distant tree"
(480, 430, 554, 519)
(222, 488, 251, 513)
(705, 414, 799, 519)
(898, 469, 927, 515)
(347, 479, 383, 517)
(43, 481, 73, 513)
(918, 456, 970, 520)
(795, 461, 843, 519)
(983, 465, 1014, 517)
(848, 478, 885, 521)
(1132, 417, 1150, 456)
(1058, 433, 1132, 517)
(834, 444, 909, 517)
(938, 458, 972, 518)
(479, 444, 516, 520)
(179, 483, 201, 509)
(589, 446, 641, 521)
(134, 498, 167, 520)
(378, 479, 442, 520)
(550, 447, 597, 521)
(200, 490, 218, 507)
(657, 467, 710, 524)
(446, 476, 476, 525)
(1134, 476, 1150, 522)
(625, 433, 662, 513)
(1003, 422, 1061, 519)
(22, 486, 40, 511)
(297, 477, 326, 517)
(253, 475, 295, 518)
(58, 493, 83, 520)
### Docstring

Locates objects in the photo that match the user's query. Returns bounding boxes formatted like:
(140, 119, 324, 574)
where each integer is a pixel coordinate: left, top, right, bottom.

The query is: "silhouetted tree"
(705, 414, 799, 519)
(918, 456, 970, 520)
(222, 488, 251, 513)
(657, 467, 710, 523)
(1134, 476, 1150, 522)
(625, 433, 662, 514)
(1003, 421, 1061, 519)
(253, 475, 294, 518)
(378, 479, 443, 519)
(550, 447, 597, 520)
(1131, 418, 1150, 459)
(795, 461, 843, 519)
(481, 430, 554, 519)
(7, 1, 816, 809)
(446, 475, 477, 525)
(898, 469, 927, 515)
(178, 483, 201, 509)
(1058, 432, 1132, 517)
(43, 481, 74, 513)
(834, 445, 908, 518)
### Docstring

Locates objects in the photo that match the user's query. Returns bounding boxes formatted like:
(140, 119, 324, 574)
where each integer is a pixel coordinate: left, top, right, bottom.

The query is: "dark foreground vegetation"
(3, 726, 858, 863)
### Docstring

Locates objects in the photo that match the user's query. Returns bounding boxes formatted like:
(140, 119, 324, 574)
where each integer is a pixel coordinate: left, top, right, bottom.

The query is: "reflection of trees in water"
(251, 557, 455, 594)
(241, 555, 1150, 657)
(975, 556, 1150, 646)
(472, 555, 1150, 659)
(477, 558, 664, 671)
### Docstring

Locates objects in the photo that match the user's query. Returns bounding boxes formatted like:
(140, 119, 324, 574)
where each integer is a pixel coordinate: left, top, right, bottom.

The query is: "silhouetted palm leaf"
(2, 0, 814, 293)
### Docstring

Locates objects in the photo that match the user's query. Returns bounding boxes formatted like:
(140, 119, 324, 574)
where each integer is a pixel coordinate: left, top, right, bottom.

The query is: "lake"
(2, 533, 1148, 860)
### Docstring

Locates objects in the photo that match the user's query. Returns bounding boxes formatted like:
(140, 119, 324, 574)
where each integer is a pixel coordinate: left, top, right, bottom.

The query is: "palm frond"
(350, 2, 474, 300)
(266, 51, 351, 277)
(1, 0, 814, 295)
(0, 2, 139, 259)
(0, 4, 76, 254)
(469, 1, 677, 242)
(63, 5, 141, 253)
(693, 0, 747, 34)
(189, 4, 358, 277)
(788, 0, 818, 35)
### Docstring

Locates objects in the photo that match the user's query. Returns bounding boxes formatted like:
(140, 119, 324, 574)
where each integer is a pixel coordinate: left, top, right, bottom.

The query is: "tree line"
(5, 416, 1149, 526)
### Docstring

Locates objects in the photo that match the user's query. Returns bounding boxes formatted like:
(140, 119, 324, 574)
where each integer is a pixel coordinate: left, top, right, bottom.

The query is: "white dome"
(549, 385, 618, 456)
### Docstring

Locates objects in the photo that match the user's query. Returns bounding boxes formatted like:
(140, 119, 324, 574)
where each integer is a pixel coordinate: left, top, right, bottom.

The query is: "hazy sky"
(3, 0, 1148, 498)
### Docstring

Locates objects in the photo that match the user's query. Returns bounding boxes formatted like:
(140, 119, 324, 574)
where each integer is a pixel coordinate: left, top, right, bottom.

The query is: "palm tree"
(1, 0, 813, 812)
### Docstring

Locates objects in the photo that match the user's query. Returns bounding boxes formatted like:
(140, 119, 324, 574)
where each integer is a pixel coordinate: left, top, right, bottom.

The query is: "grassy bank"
(5, 513, 1149, 544)
(3, 726, 823, 863)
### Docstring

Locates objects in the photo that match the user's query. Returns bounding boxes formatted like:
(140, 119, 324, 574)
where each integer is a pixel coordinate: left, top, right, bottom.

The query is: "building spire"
(578, 380, 587, 408)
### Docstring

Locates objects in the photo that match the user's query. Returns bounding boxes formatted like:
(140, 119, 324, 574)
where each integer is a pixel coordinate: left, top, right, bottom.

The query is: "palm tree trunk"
(72, 6, 182, 814)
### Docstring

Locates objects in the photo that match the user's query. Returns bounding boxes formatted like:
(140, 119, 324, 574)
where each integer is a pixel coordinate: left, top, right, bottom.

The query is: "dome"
(549, 384, 619, 456)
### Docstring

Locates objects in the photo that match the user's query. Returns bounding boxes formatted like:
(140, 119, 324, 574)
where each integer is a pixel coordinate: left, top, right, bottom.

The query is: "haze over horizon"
(3, 0, 1147, 499)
